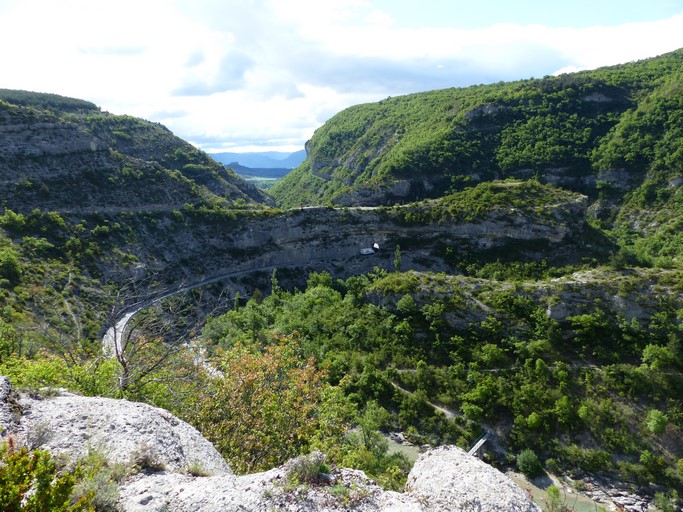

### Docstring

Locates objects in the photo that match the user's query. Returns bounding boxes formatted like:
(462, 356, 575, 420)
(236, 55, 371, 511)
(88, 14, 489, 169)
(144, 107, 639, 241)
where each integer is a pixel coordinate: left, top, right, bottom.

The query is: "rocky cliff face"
(0, 111, 105, 159)
(106, 193, 589, 294)
(0, 98, 268, 212)
(0, 377, 540, 512)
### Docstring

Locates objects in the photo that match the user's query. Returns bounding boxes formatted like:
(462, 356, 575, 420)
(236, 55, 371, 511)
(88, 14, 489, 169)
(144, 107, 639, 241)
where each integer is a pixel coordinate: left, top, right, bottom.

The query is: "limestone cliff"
(0, 97, 268, 212)
(101, 189, 590, 295)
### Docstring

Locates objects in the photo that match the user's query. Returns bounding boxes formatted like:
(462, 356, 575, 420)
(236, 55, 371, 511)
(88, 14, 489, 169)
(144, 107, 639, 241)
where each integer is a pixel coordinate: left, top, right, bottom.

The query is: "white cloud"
(1, 0, 682, 153)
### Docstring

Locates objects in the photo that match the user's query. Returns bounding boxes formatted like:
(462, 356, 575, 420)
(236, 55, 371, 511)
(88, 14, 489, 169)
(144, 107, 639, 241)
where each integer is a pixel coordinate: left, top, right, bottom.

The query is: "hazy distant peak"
(211, 150, 306, 169)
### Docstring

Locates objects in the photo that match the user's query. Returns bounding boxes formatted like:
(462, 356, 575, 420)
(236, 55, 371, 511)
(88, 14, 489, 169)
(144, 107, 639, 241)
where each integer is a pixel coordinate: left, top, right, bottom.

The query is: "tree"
(396, 294, 418, 316)
(416, 359, 435, 393)
(190, 333, 337, 473)
(103, 274, 229, 401)
(517, 448, 543, 477)
(654, 491, 680, 512)
(641, 343, 674, 369)
(645, 409, 668, 435)
(270, 268, 280, 295)
(393, 244, 401, 272)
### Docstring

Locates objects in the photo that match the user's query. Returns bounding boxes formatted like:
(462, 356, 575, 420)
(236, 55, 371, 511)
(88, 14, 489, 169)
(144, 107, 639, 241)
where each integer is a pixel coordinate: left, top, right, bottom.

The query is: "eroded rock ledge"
(1, 376, 540, 512)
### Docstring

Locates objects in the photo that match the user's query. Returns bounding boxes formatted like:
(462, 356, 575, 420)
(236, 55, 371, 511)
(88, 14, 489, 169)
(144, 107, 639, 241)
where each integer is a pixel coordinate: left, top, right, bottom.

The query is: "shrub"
(191, 334, 334, 473)
(112, 131, 131, 141)
(545, 485, 568, 512)
(517, 448, 543, 478)
(185, 461, 212, 477)
(654, 491, 680, 512)
(559, 445, 611, 474)
(71, 472, 119, 512)
(0, 247, 21, 284)
(285, 452, 331, 487)
(645, 409, 668, 435)
(71, 447, 131, 511)
(0, 440, 94, 511)
(25, 420, 54, 450)
(545, 458, 561, 475)
(129, 442, 165, 472)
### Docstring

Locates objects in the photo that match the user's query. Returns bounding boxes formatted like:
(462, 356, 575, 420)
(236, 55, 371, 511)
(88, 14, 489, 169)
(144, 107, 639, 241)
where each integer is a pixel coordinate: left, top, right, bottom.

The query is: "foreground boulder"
(406, 446, 540, 512)
(118, 448, 541, 511)
(119, 448, 541, 511)
(119, 460, 416, 512)
(1, 377, 539, 511)
(7, 379, 230, 476)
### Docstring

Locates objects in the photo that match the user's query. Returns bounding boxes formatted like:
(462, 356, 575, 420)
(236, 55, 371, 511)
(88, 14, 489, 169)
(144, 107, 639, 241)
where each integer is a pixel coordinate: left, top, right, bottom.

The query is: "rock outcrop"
(405, 446, 540, 511)
(0, 376, 22, 436)
(118, 448, 541, 511)
(1, 377, 540, 511)
(8, 381, 230, 476)
(107, 192, 589, 295)
(118, 461, 416, 512)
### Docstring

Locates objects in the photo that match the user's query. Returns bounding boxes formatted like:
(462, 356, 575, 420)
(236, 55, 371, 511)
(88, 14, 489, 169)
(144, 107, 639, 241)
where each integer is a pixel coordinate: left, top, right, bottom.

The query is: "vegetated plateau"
(0, 48, 682, 510)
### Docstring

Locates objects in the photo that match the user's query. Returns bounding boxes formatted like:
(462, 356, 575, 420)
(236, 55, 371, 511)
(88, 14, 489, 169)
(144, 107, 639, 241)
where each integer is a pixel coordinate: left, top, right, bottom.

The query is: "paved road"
(102, 265, 280, 356)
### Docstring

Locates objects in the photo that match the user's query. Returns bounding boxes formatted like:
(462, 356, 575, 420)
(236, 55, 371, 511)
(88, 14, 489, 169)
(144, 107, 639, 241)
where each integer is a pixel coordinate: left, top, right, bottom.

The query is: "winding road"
(102, 265, 280, 356)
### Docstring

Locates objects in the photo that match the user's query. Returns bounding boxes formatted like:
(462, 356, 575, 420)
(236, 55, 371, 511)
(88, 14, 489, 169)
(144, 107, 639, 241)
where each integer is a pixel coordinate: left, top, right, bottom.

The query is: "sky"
(1, 0, 683, 154)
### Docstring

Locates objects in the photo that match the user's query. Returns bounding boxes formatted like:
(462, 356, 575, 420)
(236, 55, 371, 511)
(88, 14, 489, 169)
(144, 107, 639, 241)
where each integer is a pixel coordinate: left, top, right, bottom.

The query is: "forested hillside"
(272, 50, 683, 267)
(0, 50, 682, 511)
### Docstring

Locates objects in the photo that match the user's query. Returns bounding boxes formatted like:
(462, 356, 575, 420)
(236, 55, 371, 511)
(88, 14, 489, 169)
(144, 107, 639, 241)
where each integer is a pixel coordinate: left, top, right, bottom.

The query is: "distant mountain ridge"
(225, 161, 292, 179)
(211, 150, 306, 169)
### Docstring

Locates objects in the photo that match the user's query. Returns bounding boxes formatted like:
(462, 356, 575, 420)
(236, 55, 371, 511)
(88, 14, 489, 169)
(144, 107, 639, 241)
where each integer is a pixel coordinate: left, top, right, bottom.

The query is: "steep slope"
(271, 50, 683, 218)
(0, 90, 269, 212)
(1, 79, 680, 509)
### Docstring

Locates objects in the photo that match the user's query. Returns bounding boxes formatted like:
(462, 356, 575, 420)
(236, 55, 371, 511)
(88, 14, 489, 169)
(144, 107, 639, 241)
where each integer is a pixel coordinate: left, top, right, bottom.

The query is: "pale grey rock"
(577, 475, 653, 512)
(16, 391, 231, 475)
(596, 169, 640, 191)
(583, 92, 613, 103)
(118, 463, 409, 512)
(0, 376, 21, 437)
(406, 446, 541, 512)
(120, 448, 541, 511)
(465, 104, 500, 120)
